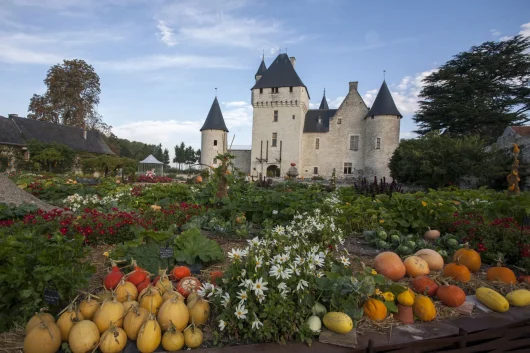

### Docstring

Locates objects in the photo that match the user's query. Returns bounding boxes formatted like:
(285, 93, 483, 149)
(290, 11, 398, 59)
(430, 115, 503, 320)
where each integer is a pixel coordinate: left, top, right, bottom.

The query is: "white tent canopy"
(138, 154, 164, 176)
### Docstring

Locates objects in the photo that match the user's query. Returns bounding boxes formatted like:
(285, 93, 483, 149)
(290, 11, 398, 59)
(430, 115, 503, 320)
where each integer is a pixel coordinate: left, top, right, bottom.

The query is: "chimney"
(349, 82, 358, 92)
(290, 57, 296, 68)
(8, 114, 18, 119)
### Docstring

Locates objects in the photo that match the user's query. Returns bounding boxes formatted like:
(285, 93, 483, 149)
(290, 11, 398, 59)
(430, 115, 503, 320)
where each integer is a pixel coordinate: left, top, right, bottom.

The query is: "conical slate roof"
(139, 154, 163, 164)
(251, 53, 309, 97)
(200, 97, 229, 132)
(319, 89, 329, 110)
(366, 81, 402, 118)
(255, 57, 267, 77)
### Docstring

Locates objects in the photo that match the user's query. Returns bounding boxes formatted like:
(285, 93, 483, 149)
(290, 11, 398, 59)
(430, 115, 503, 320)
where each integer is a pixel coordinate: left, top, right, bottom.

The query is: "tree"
(389, 132, 509, 188)
(195, 149, 201, 164)
(185, 146, 196, 169)
(414, 35, 530, 142)
(173, 142, 187, 170)
(28, 59, 110, 133)
(163, 148, 170, 167)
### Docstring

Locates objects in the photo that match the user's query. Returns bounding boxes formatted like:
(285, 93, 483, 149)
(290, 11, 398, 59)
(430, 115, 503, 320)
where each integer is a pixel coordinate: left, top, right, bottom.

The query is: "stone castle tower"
(200, 97, 228, 168)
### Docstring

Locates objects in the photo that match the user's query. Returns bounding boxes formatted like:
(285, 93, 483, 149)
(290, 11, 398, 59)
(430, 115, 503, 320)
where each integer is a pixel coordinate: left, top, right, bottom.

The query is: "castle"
(200, 53, 401, 179)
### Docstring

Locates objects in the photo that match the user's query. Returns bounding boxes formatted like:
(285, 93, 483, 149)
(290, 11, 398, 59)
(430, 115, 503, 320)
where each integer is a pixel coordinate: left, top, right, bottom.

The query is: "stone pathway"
(0, 173, 55, 211)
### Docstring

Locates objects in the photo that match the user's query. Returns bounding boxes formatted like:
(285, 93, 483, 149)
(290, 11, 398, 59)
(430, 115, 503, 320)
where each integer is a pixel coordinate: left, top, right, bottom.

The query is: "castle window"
(213, 140, 217, 146)
(344, 163, 352, 174)
(314, 167, 318, 174)
(271, 87, 279, 94)
(317, 117, 322, 124)
(289, 86, 293, 92)
(292, 115, 295, 120)
(337, 118, 342, 124)
(213, 158, 217, 164)
(272, 132, 277, 147)
(349, 136, 359, 151)
(259, 88, 263, 94)
(376, 138, 381, 150)
(315, 138, 320, 150)
(273, 110, 278, 122)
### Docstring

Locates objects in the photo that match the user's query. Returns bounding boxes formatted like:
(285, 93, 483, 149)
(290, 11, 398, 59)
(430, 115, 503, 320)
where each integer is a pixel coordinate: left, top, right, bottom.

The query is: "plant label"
(43, 289, 60, 306)
(160, 247, 174, 259)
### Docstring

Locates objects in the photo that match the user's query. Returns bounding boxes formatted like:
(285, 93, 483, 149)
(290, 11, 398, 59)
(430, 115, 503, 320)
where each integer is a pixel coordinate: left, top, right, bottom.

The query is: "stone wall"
(0, 145, 24, 172)
(231, 149, 251, 174)
(364, 114, 401, 179)
(201, 129, 227, 169)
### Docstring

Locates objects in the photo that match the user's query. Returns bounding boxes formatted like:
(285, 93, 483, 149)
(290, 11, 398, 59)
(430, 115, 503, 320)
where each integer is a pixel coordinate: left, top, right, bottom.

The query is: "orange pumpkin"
(412, 276, 438, 297)
(373, 252, 406, 281)
(210, 271, 224, 285)
(443, 262, 471, 283)
(404, 256, 430, 278)
(363, 298, 387, 322)
(172, 266, 191, 280)
(413, 294, 436, 321)
(195, 176, 203, 183)
(487, 266, 516, 284)
(176, 277, 201, 298)
(453, 245, 481, 273)
(436, 285, 466, 307)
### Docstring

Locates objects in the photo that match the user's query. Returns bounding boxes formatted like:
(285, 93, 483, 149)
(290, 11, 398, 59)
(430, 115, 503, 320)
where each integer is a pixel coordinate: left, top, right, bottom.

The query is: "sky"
(1, 0, 529, 165)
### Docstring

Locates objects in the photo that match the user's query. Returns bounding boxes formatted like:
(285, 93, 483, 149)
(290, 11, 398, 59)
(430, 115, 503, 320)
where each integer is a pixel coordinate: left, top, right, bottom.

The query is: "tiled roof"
(200, 97, 229, 132)
(511, 126, 530, 136)
(366, 80, 402, 118)
(251, 54, 309, 97)
(303, 109, 337, 133)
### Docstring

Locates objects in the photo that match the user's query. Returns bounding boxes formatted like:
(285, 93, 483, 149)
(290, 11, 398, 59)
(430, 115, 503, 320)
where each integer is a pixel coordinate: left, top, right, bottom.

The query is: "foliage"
(27, 59, 110, 133)
(137, 175, 173, 183)
(0, 229, 94, 330)
(353, 176, 403, 197)
(414, 35, 530, 141)
(0, 203, 38, 224)
(80, 155, 137, 177)
(172, 228, 224, 265)
(389, 132, 509, 188)
(507, 144, 521, 195)
(173, 142, 200, 170)
(27, 140, 76, 173)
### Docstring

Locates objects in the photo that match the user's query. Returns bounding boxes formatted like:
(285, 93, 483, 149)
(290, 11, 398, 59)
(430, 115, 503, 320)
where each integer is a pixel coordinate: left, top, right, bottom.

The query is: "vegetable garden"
(1, 159, 530, 353)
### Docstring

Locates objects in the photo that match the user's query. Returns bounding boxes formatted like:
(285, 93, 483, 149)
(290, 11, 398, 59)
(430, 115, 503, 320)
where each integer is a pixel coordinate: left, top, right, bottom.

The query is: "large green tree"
(28, 59, 110, 133)
(389, 132, 509, 188)
(414, 35, 530, 141)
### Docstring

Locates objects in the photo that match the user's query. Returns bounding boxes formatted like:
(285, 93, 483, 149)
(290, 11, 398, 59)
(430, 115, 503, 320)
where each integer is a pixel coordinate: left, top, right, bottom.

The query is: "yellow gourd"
(162, 321, 185, 351)
(23, 320, 62, 353)
(79, 295, 100, 320)
(397, 288, 415, 307)
(123, 306, 149, 341)
(322, 312, 354, 333)
(93, 297, 125, 333)
(157, 295, 190, 331)
(183, 325, 203, 349)
(187, 297, 210, 325)
(56, 305, 84, 341)
(505, 289, 530, 307)
(412, 294, 436, 321)
(68, 320, 100, 353)
(26, 310, 55, 333)
(99, 325, 127, 353)
(476, 287, 509, 313)
(137, 314, 162, 353)
(115, 278, 138, 303)
(362, 298, 387, 322)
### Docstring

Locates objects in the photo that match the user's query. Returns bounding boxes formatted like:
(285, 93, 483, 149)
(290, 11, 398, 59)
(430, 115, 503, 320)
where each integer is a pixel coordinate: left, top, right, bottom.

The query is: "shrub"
(137, 175, 173, 183)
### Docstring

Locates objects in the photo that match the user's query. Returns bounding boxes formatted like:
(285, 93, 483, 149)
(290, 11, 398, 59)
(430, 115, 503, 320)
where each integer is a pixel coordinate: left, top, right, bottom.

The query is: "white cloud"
(491, 29, 501, 38)
(309, 96, 345, 109)
(400, 131, 417, 140)
(222, 101, 252, 127)
(224, 101, 247, 107)
(497, 22, 530, 41)
(156, 19, 177, 46)
(97, 54, 245, 71)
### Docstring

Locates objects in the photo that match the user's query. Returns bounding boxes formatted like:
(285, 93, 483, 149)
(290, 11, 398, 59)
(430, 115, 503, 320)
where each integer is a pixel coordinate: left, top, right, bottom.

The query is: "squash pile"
(23, 264, 208, 353)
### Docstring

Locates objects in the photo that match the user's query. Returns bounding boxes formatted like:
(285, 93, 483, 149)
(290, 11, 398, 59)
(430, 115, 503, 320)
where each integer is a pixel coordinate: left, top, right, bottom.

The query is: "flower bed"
(137, 175, 173, 183)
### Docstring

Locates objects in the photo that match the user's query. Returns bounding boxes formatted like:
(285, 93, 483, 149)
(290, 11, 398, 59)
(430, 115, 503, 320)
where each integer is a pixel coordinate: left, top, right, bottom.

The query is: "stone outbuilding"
(495, 125, 530, 190)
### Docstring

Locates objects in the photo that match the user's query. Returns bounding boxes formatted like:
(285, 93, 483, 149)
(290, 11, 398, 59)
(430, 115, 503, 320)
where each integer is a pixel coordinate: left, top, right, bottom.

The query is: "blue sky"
(1, 0, 529, 163)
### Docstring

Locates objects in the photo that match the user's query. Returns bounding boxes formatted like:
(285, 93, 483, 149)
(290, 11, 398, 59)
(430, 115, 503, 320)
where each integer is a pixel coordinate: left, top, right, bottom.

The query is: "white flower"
(239, 279, 253, 289)
(237, 289, 248, 304)
(219, 320, 226, 331)
(294, 255, 305, 266)
(272, 210, 278, 215)
(257, 293, 266, 304)
(221, 293, 231, 308)
(280, 290, 288, 299)
(247, 236, 261, 248)
(214, 287, 223, 296)
(234, 303, 248, 320)
(269, 265, 282, 279)
(297, 279, 309, 291)
(314, 254, 325, 268)
(241, 269, 247, 278)
(273, 225, 285, 235)
(279, 253, 289, 263)
(228, 248, 247, 261)
(197, 283, 214, 298)
(253, 278, 268, 296)
(252, 317, 264, 330)
(316, 271, 325, 278)
(277, 282, 288, 291)
(255, 256, 263, 272)
(339, 255, 350, 267)
(289, 263, 301, 276)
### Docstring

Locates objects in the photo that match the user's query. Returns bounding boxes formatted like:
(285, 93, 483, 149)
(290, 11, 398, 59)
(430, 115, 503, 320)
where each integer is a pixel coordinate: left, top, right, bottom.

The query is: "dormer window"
(289, 86, 293, 92)
(337, 118, 342, 124)
(271, 87, 279, 94)
(317, 117, 322, 124)
(259, 88, 263, 94)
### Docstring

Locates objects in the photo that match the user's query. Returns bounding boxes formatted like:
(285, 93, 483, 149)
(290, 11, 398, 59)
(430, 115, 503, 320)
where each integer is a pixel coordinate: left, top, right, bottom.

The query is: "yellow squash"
(322, 312, 353, 333)
(505, 289, 530, 307)
(397, 288, 415, 307)
(476, 287, 509, 312)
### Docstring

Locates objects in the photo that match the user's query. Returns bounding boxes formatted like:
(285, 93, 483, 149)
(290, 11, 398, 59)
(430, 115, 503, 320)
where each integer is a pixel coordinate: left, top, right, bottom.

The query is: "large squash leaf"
(173, 228, 224, 265)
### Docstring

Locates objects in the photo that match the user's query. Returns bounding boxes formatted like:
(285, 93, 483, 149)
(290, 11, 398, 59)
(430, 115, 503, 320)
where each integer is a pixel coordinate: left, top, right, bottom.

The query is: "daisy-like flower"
(257, 293, 266, 304)
(294, 255, 305, 266)
(297, 279, 309, 292)
(219, 320, 226, 331)
(198, 283, 214, 298)
(241, 269, 247, 278)
(237, 289, 248, 304)
(239, 279, 253, 289)
(289, 263, 300, 276)
(272, 210, 278, 215)
(269, 265, 282, 279)
(252, 317, 264, 330)
(277, 282, 288, 291)
(273, 225, 285, 235)
(247, 236, 261, 248)
(214, 286, 223, 296)
(234, 303, 248, 320)
(253, 278, 268, 296)
(280, 290, 288, 299)
(316, 271, 325, 278)
(228, 248, 247, 261)
(255, 256, 263, 272)
(221, 293, 231, 308)
(280, 267, 293, 280)
(339, 256, 350, 267)
(314, 254, 325, 268)
(382, 292, 395, 301)
(278, 253, 289, 263)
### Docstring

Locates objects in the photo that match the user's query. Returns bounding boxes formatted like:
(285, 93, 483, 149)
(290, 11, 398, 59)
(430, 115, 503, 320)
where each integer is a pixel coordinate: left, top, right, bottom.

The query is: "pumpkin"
(412, 294, 436, 321)
(373, 252, 406, 281)
(322, 312, 354, 333)
(518, 275, 530, 284)
(412, 276, 439, 297)
(424, 227, 440, 240)
(436, 285, 466, 307)
(136, 277, 151, 294)
(104, 260, 124, 290)
(155, 272, 173, 294)
(99, 325, 127, 353)
(397, 288, 415, 307)
(26, 311, 55, 333)
(23, 319, 62, 353)
(127, 259, 149, 286)
(453, 244, 481, 273)
(79, 294, 100, 320)
(68, 320, 100, 353)
(363, 298, 387, 322)
(210, 270, 224, 285)
(139, 285, 164, 314)
(476, 287, 509, 313)
(187, 297, 210, 325)
(195, 176, 203, 183)
(505, 289, 530, 307)
(487, 265, 516, 284)
(404, 256, 430, 277)
(157, 295, 190, 331)
(137, 314, 162, 353)
(123, 294, 139, 314)
(163, 290, 184, 303)
(306, 316, 322, 333)
(93, 296, 125, 333)
(172, 266, 191, 280)
(123, 306, 150, 340)
(443, 262, 471, 283)
(183, 325, 203, 349)
(115, 278, 138, 303)
(414, 249, 444, 271)
(162, 322, 185, 351)
(56, 305, 84, 341)
(177, 276, 202, 298)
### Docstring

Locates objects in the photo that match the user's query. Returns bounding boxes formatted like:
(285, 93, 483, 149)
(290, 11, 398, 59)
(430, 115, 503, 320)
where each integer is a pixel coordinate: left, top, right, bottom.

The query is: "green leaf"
(20, 289, 33, 298)
(384, 301, 398, 313)
(173, 228, 224, 265)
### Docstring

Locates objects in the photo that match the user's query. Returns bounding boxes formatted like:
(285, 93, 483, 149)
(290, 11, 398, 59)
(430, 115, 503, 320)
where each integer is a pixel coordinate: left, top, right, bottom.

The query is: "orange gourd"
(404, 256, 430, 278)
(195, 176, 203, 183)
(453, 244, 481, 273)
(443, 262, 471, 283)
(373, 252, 406, 281)
(172, 266, 191, 280)
(487, 258, 516, 284)
(363, 298, 387, 322)
(436, 285, 466, 307)
(412, 276, 438, 297)
(412, 294, 436, 321)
